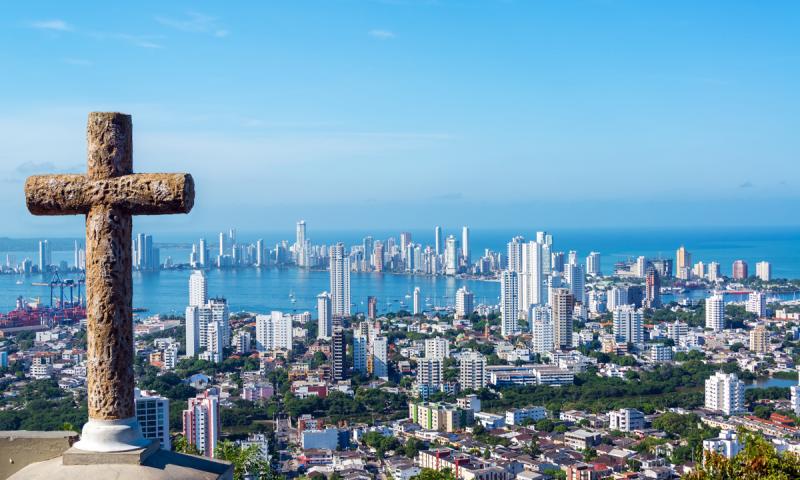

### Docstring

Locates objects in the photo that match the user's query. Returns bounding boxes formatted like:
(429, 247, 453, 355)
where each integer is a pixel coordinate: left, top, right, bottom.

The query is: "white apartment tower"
(705, 294, 725, 332)
(329, 243, 351, 317)
(255, 312, 293, 352)
(455, 286, 474, 319)
(529, 305, 554, 354)
(413, 287, 422, 315)
(459, 351, 487, 391)
(500, 270, 520, 337)
(586, 252, 601, 276)
(317, 292, 333, 340)
(182, 390, 221, 458)
(445, 235, 459, 275)
(521, 241, 543, 309)
(613, 305, 644, 345)
(372, 336, 389, 380)
(189, 270, 208, 307)
(746, 292, 766, 318)
(135, 389, 171, 450)
(425, 337, 450, 360)
(756, 261, 772, 282)
(705, 372, 745, 415)
(461, 226, 471, 266)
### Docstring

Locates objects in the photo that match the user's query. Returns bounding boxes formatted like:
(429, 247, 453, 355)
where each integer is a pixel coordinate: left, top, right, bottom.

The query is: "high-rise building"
(208, 298, 230, 348)
(791, 370, 800, 416)
(373, 241, 384, 272)
(182, 389, 221, 458)
(296, 220, 306, 250)
(372, 336, 389, 380)
(529, 305, 554, 354)
(551, 251, 565, 274)
(416, 358, 444, 390)
(255, 239, 264, 267)
(255, 311, 293, 352)
(206, 321, 224, 363)
(329, 243, 351, 317)
(435, 226, 443, 256)
(552, 288, 575, 350)
(606, 286, 628, 312)
(732, 260, 748, 280)
(612, 305, 644, 345)
(676, 246, 691, 279)
(353, 323, 369, 374)
(425, 337, 450, 360)
(707, 262, 721, 281)
(135, 389, 171, 450)
(567, 250, 578, 266)
(705, 294, 725, 332)
(367, 296, 378, 320)
(455, 286, 474, 319)
(317, 292, 332, 340)
(521, 241, 543, 308)
(445, 235, 459, 275)
(500, 270, 520, 337)
(459, 351, 487, 391)
(756, 261, 772, 282)
(38, 240, 51, 272)
(198, 238, 207, 267)
(233, 331, 251, 355)
(564, 263, 586, 305)
(746, 292, 766, 318)
(461, 226, 471, 266)
(749, 325, 769, 353)
(704, 372, 745, 415)
(645, 268, 661, 308)
(586, 252, 601, 276)
(185, 306, 201, 358)
(331, 327, 347, 381)
(189, 270, 208, 307)
(413, 287, 422, 315)
(506, 237, 525, 273)
(693, 262, 706, 279)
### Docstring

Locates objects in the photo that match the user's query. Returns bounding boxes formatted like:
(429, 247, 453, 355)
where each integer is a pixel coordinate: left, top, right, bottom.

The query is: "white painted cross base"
(73, 417, 150, 453)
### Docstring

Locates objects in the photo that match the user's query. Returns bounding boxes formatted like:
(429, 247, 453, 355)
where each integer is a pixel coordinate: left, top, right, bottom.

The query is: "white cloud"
(30, 19, 72, 32)
(369, 29, 396, 39)
(155, 12, 228, 37)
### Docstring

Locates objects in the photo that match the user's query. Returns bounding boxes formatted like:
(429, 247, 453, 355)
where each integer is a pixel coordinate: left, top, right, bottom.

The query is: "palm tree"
(214, 440, 273, 480)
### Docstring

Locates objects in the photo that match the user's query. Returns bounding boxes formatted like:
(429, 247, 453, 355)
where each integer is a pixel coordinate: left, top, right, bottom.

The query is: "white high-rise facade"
(705, 294, 725, 332)
(565, 262, 586, 305)
(521, 241, 543, 309)
(425, 337, 450, 360)
(500, 270, 520, 337)
(329, 243, 351, 317)
(705, 372, 745, 415)
(445, 235, 458, 275)
(372, 336, 389, 380)
(746, 292, 766, 318)
(459, 351, 487, 391)
(417, 358, 444, 389)
(606, 286, 628, 312)
(353, 323, 369, 374)
(455, 286, 474, 319)
(529, 305, 554, 354)
(206, 321, 224, 363)
(255, 311, 293, 352)
(613, 305, 644, 345)
(189, 270, 208, 307)
(182, 390, 221, 458)
(135, 389, 171, 450)
(413, 287, 422, 315)
(756, 261, 772, 282)
(552, 288, 575, 350)
(507, 236, 525, 273)
(586, 252, 601, 276)
(317, 292, 332, 340)
(185, 306, 200, 358)
(435, 226, 443, 256)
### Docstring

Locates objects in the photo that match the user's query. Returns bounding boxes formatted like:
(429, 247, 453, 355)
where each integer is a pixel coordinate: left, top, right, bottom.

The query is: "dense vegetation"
(685, 430, 800, 480)
(0, 379, 88, 431)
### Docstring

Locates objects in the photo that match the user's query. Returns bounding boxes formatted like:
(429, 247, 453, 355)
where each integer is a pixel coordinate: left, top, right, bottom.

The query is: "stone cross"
(24, 112, 194, 452)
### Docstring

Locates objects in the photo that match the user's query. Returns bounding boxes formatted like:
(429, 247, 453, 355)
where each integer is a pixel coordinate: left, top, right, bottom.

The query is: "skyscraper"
(296, 220, 306, 249)
(746, 292, 766, 318)
(367, 296, 378, 320)
(255, 239, 264, 267)
(329, 243, 351, 317)
(331, 327, 346, 381)
(435, 226, 443, 256)
(198, 238, 207, 267)
(38, 240, 51, 272)
(353, 322, 369, 374)
(185, 306, 201, 358)
(564, 262, 586, 305)
(521, 241, 543, 309)
(189, 270, 208, 307)
(606, 286, 628, 312)
(612, 305, 644, 345)
(182, 389, 221, 458)
(461, 226, 471, 266)
(372, 336, 388, 381)
(707, 262, 721, 281)
(413, 287, 422, 315)
(732, 260, 748, 280)
(756, 261, 772, 282)
(645, 268, 661, 308)
(705, 294, 725, 332)
(676, 245, 691, 279)
(749, 325, 769, 353)
(500, 270, 520, 337)
(507, 236, 525, 272)
(455, 286, 474, 319)
(552, 288, 575, 350)
(317, 292, 332, 340)
(445, 235, 459, 276)
(425, 337, 450, 360)
(135, 389, 171, 451)
(400, 232, 412, 261)
(586, 252, 601, 276)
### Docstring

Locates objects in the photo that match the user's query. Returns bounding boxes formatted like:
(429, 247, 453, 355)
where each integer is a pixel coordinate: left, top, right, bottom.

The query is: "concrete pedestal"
(9, 442, 233, 480)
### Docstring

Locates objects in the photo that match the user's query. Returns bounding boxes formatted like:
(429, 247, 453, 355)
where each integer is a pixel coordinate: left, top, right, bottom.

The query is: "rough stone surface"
(62, 440, 159, 465)
(10, 449, 233, 480)
(23, 111, 195, 421)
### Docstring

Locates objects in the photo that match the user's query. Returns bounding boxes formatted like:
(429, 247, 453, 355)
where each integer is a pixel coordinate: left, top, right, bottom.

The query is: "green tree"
(214, 440, 271, 480)
(684, 430, 800, 480)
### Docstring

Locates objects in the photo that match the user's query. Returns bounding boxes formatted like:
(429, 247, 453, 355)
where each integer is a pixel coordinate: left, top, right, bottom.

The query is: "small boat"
(15, 279, 23, 285)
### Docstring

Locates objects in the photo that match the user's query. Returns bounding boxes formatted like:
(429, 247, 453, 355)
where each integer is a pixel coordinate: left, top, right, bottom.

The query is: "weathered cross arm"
(25, 173, 194, 216)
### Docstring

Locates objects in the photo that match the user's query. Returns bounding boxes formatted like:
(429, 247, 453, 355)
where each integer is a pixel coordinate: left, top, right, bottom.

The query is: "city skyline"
(2, 1, 800, 233)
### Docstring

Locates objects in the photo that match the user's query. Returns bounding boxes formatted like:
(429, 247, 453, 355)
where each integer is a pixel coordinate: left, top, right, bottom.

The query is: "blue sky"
(1, 0, 798, 236)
